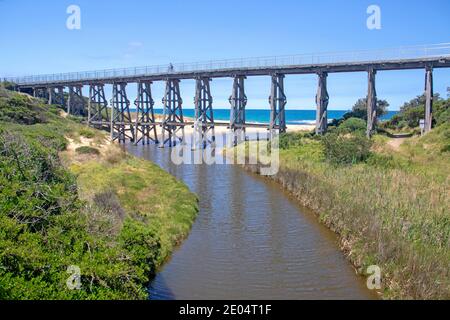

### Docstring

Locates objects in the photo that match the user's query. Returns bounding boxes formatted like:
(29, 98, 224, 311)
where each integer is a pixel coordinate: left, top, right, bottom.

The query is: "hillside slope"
(0, 87, 198, 299)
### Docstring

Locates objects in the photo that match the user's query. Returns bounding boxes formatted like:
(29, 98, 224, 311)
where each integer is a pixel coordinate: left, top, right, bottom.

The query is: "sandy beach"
(150, 114, 315, 140)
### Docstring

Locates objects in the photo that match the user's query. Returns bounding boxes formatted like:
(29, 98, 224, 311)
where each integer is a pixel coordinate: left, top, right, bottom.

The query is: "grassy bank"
(66, 142, 198, 266)
(0, 87, 198, 299)
(243, 119, 449, 299)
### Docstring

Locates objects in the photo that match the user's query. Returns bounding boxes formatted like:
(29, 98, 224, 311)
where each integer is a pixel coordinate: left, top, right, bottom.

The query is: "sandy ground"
(134, 113, 316, 144)
(386, 137, 407, 151)
(287, 124, 316, 133)
(154, 114, 314, 134)
(152, 114, 315, 134)
(180, 123, 314, 135)
(147, 122, 315, 146)
(63, 135, 118, 165)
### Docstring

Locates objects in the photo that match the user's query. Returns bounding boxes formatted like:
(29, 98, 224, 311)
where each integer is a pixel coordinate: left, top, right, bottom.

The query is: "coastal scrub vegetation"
(0, 86, 198, 299)
(347, 98, 389, 120)
(322, 132, 372, 165)
(249, 96, 449, 299)
(75, 146, 101, 155)
(381, 94, 450, 132)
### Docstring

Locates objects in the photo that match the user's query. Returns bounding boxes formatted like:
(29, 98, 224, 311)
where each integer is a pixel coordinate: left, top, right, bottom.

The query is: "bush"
(342, 98, 389, 121)
(441, 144, 450, 153)
(92, 191, 126, 222)
(322, 132, 372, 165)
(0, 130, 78, 230)
(1, 81, 17, 91)
(388, 105, 424, 129)
(119, 219, 162, 275)
(0, 95, 45, 125)
(366, 153, 411, 170)
(279, 132, 312, 149)
(338, 117, 367, 133)
(0, 88, 199, 299)
(0, 130, 158, 300)
(76, 146, 100, 155)
(104, 147, 127, 164)
(79, 128, 96, 139)
(67, 115, 84, 123)
(435, 101, 450, 126)
(384, 95, 449, 130)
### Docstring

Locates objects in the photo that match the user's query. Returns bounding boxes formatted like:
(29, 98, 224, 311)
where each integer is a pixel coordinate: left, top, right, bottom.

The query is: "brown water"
(127, 144, 377, 300)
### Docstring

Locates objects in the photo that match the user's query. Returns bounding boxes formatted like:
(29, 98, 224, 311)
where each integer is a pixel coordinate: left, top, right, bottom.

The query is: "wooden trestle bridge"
(6, 43, 450, 147)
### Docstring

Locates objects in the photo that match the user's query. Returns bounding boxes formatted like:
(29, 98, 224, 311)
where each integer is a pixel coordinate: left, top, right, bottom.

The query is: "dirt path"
(386, 137, 407, 151)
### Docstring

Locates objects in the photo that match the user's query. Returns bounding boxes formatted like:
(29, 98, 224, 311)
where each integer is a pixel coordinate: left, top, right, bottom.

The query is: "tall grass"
(245, 130, 449, 299)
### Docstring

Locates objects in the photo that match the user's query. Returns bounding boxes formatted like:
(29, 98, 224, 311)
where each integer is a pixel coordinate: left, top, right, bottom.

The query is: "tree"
(347, 98, 389, 120)
(0, 81, 16, 91)
(384, 94, 448, 130)
(322, 131, 372, 165)
(339, 117, 367, 132)
(400, 93, 441, 112)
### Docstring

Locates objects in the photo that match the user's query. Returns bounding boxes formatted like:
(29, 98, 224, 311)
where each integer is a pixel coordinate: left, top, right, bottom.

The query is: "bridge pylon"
(111, 82, 135, 143)
(88, 83, 110, 130)
(161, 79, 184, 148)
(134, 81, 159, 145)
(424, 65, 433, 133)
(193, 77, 215, 150)
(229, 75, 247, 146)
(269, 74, 287, 134)
(48, 86, 65, 107)
(33, 87, 49, 101)
(315, 71, 329, 135)
(67, 85, 86, 116)
(366, 67, 377, 138)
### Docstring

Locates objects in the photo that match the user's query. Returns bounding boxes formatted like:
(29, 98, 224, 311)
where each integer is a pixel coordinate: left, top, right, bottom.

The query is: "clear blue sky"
(1, 0, 449, 110)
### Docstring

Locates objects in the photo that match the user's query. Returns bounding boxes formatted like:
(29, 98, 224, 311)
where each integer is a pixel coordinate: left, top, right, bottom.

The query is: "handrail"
(5, 43, 450, 85)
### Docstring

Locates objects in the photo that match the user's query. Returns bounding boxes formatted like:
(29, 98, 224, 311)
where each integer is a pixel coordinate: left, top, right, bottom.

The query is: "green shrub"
(435, 103, 450, 126)
(385, 96, 449, 130)
(0, 130, 160, 300)
(440, 144, 450, 153)
(343, 98, 389, 120)
(279, 132, 310, 149)
(0, 81, 16, 91)
(322, 132, 372, 165)
(338, 117, 367, 133)
(67, 115, 84, 123)
(0, 88, 198, 300)
(76, 146, 100, 155)
(366, 153, 411, 170)
(119, 219, 162, 275)
(79, 128, 96, 139)
(0, 96, 43, 125)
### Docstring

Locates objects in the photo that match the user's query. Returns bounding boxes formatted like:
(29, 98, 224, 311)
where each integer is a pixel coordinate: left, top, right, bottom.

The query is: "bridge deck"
(8, 43, 450, 88)
(9, 44, 449, 141)
(13, 57, 450, 88)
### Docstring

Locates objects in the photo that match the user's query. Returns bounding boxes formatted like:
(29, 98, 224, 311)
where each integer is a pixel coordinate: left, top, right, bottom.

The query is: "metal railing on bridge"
(5, 43, 450, 85)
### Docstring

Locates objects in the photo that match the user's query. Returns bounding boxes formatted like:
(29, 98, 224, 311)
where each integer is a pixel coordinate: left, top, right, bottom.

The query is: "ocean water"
(150, 109, 398, 125)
